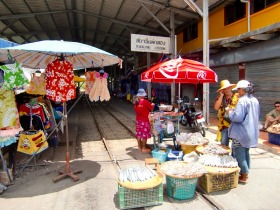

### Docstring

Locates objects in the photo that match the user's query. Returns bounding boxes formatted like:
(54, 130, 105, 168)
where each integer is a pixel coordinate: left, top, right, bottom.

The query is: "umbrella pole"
(53, 102, 82, 183)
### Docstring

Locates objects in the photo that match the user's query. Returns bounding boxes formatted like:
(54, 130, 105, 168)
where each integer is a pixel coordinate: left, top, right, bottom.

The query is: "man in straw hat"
(214, 80, 239, 146)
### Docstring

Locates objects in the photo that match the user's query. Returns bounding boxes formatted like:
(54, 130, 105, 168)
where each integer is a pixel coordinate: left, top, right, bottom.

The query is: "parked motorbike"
(179, 98, 206, 137)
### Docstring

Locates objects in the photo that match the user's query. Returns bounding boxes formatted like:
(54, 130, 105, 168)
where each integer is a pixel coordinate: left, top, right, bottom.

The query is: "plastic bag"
(166, 121, 174, 134)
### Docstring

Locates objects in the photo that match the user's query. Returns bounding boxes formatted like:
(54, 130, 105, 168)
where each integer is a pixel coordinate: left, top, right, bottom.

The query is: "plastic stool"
(145, 158, 159, 170)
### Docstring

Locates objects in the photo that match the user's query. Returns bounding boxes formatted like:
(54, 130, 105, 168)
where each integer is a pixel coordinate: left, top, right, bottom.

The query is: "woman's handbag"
(17, 130, 48, 155)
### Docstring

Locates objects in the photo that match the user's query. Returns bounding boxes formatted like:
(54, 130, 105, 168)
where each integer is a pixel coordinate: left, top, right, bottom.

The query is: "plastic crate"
(199, 170, 239, 193)
(167, 150, 183, 161)
(118, 183, 163, 209)
(268, 132, 280, 146)
(152, 148, 171, 164)
(166, 175, 198, 200)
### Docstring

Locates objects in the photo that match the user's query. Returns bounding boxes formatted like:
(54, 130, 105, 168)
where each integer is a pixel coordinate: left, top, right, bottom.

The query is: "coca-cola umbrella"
(141, 57, 217, 84)
(141, 57, 218, 133)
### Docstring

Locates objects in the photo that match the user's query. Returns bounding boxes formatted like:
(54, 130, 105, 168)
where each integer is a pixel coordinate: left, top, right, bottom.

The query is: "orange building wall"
(177, 3, 280, 54)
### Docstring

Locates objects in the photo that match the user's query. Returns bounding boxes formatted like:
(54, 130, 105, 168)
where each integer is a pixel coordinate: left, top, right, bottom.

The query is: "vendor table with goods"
(149, 110, 183, 150)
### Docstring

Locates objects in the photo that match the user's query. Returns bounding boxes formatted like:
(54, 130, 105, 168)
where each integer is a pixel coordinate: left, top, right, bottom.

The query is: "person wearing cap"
(214, 80, 239, 146)
(262, 101, 280, 131)
(134, 88, 154, 153)
(225, 80, 260, 184)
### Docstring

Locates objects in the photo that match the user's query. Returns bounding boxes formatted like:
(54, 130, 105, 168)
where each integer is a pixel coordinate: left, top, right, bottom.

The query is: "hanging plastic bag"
(166, 121, 174, 134)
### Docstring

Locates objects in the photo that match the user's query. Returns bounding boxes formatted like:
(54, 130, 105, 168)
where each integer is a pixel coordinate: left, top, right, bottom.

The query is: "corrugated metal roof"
(0, 0, 226, 58)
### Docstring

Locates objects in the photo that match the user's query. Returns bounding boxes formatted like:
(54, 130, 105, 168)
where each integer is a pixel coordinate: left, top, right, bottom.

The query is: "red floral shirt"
(45, 59, 76, 102)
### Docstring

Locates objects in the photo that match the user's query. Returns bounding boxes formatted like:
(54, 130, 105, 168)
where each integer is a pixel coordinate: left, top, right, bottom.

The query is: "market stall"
(0, 40, 122, 188)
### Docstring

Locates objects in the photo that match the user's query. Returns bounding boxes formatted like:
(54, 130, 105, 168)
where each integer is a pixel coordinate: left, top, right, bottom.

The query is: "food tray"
(118, 183, 163, 209)
(196, 144, 231, 155)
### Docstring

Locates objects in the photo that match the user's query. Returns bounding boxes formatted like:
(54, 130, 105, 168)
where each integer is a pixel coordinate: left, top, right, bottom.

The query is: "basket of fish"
(159, 161, 207, 200)
(198, 154, 240, 193)
(118, 166, 164, 209)
(176, 132, 209, 154)
(196, 143, 231, 155)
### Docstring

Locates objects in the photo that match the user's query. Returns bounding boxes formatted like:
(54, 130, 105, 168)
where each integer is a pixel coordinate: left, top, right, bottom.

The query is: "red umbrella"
(141, 58, 217, 84)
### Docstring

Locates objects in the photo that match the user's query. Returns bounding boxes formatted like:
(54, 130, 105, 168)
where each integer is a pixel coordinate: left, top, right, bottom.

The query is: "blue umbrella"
(0, 40, 122, 69)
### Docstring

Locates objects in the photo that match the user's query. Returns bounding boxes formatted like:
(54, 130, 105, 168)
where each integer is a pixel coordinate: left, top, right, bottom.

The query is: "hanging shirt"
(89, 72, 110, 102)
(0, 62, 29, 90)
(0, 87, 22, 138)
(19, 103, 46, 123)
(85, 71, 96, 94)
(45, 59, 76, 102)
(26, 73, 46, 95)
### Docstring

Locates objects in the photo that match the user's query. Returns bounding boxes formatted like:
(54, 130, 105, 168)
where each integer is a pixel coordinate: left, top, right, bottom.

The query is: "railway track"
(79, 95, 223, 210)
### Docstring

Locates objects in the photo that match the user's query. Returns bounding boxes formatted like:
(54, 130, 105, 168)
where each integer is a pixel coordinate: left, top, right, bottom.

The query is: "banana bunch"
(118, 166, 157, 183)
(198, 154, 238, 168)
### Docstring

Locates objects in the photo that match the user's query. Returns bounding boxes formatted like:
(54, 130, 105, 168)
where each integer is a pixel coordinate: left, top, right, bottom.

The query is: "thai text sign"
(131, 34, 170, 54)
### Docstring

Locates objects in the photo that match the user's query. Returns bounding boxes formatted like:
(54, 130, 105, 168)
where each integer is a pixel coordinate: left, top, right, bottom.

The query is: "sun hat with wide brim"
(217, 80, 236, 92)
(136, 88, 147, 97)
(232, 80, 250, 91)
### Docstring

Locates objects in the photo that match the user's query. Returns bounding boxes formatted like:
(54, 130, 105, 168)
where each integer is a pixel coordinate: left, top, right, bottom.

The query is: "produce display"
(198, 154, 238, 168)
(197, 142, 230, 155)
(176, 132, 208, 145)
(267, 124, 280, 133)
(118, 166, 157, 182)
(160, 161, 207, 177)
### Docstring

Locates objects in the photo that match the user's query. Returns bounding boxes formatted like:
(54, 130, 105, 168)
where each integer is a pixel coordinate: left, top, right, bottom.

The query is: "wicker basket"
(118, 183, 163, 209)
(166, 175, 198, 200)
(199, 166, 240, 193)
(180, 139, 209, 154)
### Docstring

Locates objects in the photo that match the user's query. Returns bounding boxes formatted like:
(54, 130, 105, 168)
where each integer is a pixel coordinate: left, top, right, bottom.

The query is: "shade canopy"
(0, 40, 122, 69)
(141, 58, 217, 84)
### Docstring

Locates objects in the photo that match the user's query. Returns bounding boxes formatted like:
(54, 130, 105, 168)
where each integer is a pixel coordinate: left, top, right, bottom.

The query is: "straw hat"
(217, 80, 236, 92)
(136, 88, 147, 97)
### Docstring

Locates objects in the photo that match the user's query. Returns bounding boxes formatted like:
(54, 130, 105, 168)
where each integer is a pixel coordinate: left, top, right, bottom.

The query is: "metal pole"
(170, 11, 176, 104)
(203, 0, 210, 124)
(147, 52, 151, 99)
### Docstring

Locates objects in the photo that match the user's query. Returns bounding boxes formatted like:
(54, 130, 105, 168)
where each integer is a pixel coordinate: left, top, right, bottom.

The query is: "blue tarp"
(0, 38, 18, 48)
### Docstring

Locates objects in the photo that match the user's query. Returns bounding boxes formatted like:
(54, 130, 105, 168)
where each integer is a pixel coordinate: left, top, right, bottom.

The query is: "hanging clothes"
(85, 71, 96, 94)
(0, 61, 29, 90)
(19, 103, 46, 123)
(26, 73, 46, 95)
(0, 87, 22, 146)
(45, 59, 76, 102)
(89, 72, 110, 102)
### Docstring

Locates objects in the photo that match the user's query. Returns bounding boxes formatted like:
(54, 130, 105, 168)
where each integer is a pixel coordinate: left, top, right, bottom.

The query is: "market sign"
(131, 34, 170, 54)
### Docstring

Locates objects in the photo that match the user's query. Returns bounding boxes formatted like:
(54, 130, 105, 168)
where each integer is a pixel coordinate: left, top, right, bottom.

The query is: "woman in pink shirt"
(134, 88, 154, 153)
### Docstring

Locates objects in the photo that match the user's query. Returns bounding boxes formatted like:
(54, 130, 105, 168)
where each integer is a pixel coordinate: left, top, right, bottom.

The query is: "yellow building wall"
(177, 3, 280, 54)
